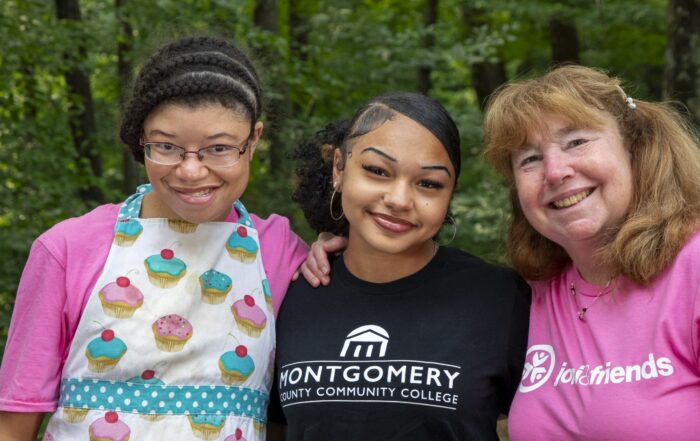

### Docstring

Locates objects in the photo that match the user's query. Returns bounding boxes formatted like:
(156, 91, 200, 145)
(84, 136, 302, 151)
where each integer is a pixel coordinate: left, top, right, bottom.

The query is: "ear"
(332, 148, 344, 190)
(248, 121, 264, 159)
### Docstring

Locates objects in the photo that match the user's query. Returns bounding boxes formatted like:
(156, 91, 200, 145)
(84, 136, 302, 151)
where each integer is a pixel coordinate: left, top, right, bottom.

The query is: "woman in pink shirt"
(0, 36, 307, 441)
(482, 65, 700, 440)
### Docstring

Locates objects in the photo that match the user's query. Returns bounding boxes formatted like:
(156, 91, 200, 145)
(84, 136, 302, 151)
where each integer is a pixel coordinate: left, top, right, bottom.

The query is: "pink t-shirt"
(508, 231, 700, 440)
(0, 203, 308, 412)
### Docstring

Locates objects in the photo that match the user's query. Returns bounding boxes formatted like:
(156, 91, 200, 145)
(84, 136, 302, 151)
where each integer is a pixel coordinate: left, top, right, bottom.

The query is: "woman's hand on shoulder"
(295, 232, 347, 287)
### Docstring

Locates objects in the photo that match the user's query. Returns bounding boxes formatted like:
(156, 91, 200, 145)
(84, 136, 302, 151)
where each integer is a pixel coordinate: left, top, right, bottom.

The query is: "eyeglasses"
(140, 137, 251, 167)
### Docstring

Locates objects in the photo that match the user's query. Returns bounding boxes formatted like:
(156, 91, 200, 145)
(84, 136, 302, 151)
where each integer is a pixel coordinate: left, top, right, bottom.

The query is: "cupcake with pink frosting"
(88, 411, 130, 441)
(99, 276, 144, 318)
(231, 295, 267, 337)
(224, 428, 246, 441)
(152, 314, 193, 352)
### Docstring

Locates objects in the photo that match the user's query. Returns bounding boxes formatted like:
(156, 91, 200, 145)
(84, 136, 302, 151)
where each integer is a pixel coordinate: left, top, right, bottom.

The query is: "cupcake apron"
(44, 185, 275, 441)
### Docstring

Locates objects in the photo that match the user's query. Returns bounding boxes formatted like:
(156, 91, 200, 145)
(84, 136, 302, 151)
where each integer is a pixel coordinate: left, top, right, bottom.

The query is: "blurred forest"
(1, 0, 699, 367)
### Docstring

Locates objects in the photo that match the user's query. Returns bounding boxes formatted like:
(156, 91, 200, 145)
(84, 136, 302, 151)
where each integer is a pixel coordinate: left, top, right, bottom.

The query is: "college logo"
(519, 344, 556, 393)
(339, 325, 389, 358)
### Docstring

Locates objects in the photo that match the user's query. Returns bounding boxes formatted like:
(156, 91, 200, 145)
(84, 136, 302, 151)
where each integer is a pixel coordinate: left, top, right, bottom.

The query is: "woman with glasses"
(0, 36, 307, 441)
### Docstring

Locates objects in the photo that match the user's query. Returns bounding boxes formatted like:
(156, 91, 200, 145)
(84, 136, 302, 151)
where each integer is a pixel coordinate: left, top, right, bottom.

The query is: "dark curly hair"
(120, 36, 262, 163)
(293, 92, 461, 236)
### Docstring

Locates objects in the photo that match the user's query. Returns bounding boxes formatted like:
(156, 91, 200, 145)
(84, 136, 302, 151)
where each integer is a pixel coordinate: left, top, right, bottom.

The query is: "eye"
(518, 153, 542, 167)
(567, 138, 588, 148)
(361, 164, 388, 177)
(418, 179, 445, 190)
(207, 145, 236, 156)
(150, 143, 178, 153)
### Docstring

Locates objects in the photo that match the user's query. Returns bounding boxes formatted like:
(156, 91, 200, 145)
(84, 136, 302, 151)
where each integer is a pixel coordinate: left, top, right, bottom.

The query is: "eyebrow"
(361, 147, 452, 177)
(146, 130, 241, 142)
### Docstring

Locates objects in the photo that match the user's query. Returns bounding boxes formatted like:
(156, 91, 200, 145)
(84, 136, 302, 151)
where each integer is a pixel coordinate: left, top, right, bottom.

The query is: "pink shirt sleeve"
(0, 240, 68, 411)
(252, 214, 309, 317)
(0, 205, 117, 412)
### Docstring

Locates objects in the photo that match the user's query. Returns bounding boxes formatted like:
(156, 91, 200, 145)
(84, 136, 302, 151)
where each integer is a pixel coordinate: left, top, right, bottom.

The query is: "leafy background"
(1, 0, 697, 437)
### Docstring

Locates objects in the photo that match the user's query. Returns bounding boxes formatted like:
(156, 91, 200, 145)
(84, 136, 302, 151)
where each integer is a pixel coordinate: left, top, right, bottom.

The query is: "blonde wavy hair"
(483, 65, 700, 284)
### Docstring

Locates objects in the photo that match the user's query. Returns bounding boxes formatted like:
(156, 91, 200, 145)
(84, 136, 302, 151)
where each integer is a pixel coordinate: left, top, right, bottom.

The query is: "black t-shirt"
(270, 246, 530, 441)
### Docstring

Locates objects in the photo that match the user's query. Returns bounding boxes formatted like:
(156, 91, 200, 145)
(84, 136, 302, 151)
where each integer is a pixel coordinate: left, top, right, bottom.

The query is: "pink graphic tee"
(508, 231, 700, 441)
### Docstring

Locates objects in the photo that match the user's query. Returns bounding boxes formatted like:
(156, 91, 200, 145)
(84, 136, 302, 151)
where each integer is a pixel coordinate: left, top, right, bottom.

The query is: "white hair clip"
(626, 96, 637, 110)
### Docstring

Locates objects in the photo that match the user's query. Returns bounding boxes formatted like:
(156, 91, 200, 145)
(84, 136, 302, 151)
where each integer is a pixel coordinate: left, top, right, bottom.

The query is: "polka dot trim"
(59, 378, 268, 423)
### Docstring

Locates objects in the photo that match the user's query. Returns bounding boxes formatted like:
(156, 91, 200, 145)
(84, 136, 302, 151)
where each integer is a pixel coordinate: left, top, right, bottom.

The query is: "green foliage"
(0, 0, 670, 365)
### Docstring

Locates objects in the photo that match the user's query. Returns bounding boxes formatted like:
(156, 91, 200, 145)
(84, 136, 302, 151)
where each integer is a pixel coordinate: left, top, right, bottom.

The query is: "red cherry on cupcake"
(235, 428, 243, 439)
(141, 369, 155, 380)
(105, 411, 119, 423)
(116, 276, 130, 287)
(237, 226, 248, 238)
(244, 295, 255, 306)
(101, 329, 115, 341)
(235, 345, 248, 357)
(160, 249, 174, 259)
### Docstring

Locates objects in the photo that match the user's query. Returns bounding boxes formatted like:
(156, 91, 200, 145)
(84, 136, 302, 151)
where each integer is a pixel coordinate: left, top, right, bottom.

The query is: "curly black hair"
(292, 92, 461, 236)
(120, 36, 262, 163)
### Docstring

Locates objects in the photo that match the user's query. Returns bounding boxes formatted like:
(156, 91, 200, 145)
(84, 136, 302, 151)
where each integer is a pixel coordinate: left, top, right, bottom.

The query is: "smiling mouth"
(371, 213, 415, 233)
(173, 186, 218, 198)
(551, 189, 593, 209)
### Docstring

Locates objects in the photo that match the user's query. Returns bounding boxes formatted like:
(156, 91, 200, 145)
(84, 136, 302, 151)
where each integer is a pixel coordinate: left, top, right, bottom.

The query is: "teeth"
(552, 190, 591, 208)
(190, 189, 212, 197)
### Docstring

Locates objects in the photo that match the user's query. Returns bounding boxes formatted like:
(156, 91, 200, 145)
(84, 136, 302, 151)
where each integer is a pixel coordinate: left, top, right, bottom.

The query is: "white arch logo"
(519, 344, 556, 393)
(340, 325, 390, 358)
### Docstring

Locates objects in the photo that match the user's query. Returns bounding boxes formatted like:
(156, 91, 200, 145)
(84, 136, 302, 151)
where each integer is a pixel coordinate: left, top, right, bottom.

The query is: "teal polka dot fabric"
(59, 378, 268, 422)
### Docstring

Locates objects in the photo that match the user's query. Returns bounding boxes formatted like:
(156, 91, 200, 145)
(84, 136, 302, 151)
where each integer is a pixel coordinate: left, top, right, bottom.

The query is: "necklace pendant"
(578, 308, 587, 320)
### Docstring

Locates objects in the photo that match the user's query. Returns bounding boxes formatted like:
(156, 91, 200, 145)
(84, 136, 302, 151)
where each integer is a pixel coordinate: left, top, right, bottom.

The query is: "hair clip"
(626, 96, 637, 110)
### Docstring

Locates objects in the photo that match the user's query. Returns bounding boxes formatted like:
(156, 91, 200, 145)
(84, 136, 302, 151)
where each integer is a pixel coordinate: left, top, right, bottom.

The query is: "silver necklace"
(569, 279, 612, 321)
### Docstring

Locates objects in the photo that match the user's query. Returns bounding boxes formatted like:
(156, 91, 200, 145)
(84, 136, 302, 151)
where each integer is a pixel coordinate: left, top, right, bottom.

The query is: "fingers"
(299, 260, 324, 287)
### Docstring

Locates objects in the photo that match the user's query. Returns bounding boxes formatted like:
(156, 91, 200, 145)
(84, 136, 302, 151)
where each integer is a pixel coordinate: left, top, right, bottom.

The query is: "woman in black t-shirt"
(269, 92, 530, 441)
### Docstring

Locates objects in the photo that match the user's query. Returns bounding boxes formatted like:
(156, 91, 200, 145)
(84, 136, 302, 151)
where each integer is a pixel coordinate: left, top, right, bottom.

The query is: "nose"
(175, 152, 209, 180)
(543, 151, 574, 185)
(383, 180, 413, 210)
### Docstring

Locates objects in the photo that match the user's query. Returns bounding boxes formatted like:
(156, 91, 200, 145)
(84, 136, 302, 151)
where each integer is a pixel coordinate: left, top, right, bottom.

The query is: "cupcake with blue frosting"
(226, 226, 258, 263)
(199, 269, 233, 304)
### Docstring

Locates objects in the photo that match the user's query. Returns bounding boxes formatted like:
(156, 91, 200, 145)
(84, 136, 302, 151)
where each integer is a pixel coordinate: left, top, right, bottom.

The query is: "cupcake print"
(231, 295, 267, 338)
(219, 344, 255, 385)
(199, 269, 233, 304)
(152, 314, 193, 352)
(144, 248, 187, 288)
(226, 226, 258, 263)
(85, 329, 127, 373)
(88, 411, 130, 441)
(98, 276, 144, 318)
(189, 414, 226, 440)
(113, 218, 143, 247)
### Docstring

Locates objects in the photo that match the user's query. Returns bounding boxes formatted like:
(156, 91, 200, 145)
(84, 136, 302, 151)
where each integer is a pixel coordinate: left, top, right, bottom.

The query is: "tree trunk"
(665, 0, 700, 127)
(254, 0, 286, 174)
(116, 0, 139, 195)
(417, 0, 437, 95)
(470, 61, 507, 111)
(549, 17, 580, 66)
(461, 5, 507, 111)
(55, 0, 104, 203)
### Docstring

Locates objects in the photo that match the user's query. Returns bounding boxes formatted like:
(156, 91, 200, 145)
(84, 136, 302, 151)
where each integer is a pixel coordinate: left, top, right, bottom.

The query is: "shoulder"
(35, 204, 119, 262)
(249, 212, 294, 233)
(657, 229, 700, 281)
(439, 246, 526, 284)
(435, 246, 531, 303)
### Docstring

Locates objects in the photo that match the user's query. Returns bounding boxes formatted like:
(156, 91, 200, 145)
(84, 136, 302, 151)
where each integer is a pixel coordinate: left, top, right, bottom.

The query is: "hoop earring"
(439, 215, 457, 246)
(329, 189, 344, 221)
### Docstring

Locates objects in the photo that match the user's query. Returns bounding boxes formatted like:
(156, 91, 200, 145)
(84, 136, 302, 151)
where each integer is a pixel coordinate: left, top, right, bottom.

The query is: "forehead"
(144, 103, 250, 130)
(352, 114, 454, 169)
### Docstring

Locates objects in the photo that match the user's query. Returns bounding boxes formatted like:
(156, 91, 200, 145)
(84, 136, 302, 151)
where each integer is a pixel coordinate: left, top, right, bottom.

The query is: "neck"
(566, 245, 614, 286)
(140, 193, 179, 220)
(343, 239, 437, 283)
